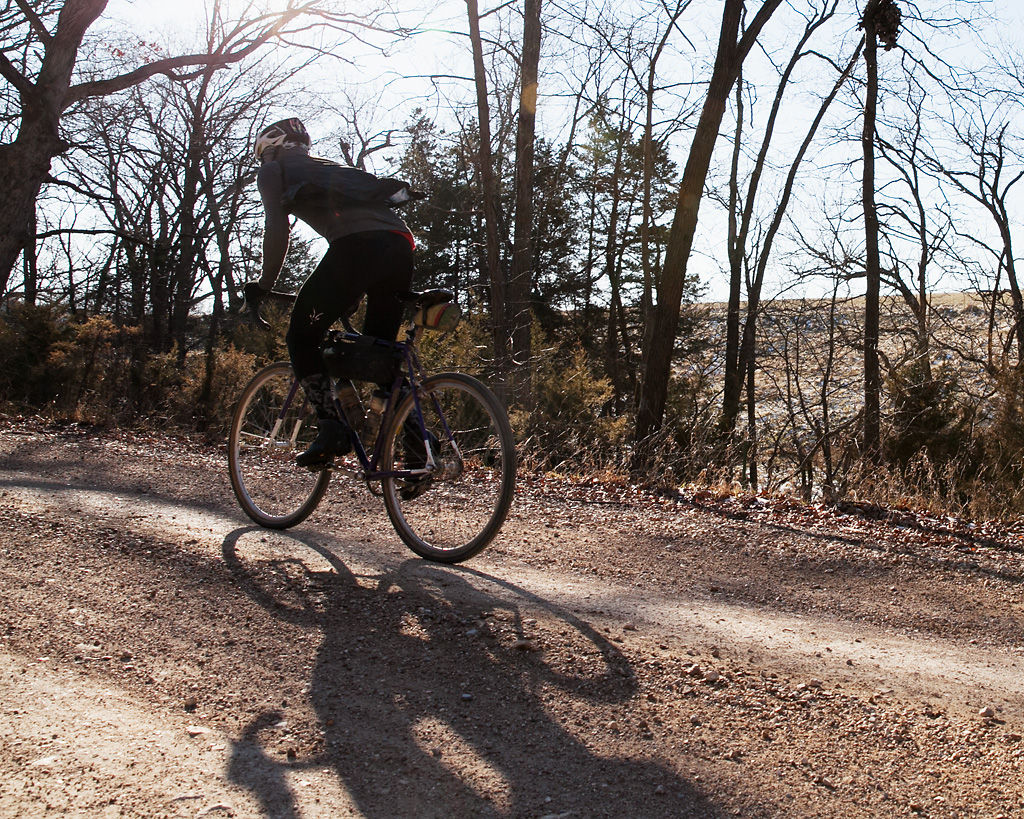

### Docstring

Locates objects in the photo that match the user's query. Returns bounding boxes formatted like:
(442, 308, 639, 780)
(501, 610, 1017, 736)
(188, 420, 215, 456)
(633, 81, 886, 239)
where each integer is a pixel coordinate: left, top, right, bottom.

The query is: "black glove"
(244, 281, 269, 306)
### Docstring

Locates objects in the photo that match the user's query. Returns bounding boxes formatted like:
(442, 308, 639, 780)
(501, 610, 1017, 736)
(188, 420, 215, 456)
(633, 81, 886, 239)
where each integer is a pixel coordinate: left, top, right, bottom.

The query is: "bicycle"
(227, 288, 516, 564)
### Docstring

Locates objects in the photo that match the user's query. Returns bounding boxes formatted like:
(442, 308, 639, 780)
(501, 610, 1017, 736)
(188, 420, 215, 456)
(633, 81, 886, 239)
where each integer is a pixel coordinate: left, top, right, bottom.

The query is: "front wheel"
(380, 373, 516, 563)
(228, 362, 331, 528)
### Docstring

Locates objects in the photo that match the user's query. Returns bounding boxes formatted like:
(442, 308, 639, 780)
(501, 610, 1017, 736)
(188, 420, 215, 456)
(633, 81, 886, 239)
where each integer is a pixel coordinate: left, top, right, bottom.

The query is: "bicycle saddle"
(399, 289, 455, 307)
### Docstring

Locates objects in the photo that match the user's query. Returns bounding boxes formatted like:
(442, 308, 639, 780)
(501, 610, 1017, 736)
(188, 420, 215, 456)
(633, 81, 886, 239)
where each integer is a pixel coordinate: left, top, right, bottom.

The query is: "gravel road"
(2, 422, 1024, 817)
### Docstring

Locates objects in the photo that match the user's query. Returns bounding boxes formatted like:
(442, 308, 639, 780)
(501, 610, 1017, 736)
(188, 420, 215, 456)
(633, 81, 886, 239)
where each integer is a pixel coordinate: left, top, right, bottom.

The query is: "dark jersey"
(257, 147, 411, 285)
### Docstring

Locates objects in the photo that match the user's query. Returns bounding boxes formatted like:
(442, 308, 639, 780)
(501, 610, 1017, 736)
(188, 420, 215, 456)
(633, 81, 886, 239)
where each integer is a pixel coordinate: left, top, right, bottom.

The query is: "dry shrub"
(141, 344, 256, 434)
(48, 316, 139, 423)
(629, 372, 725, 489)
(227, 304, 291, 364)
(838, 365, 1024, 519)
(0, 305, 144, 423)
(0, 302, 70, 409)
(414, 306, 493, 377)
(516, 345, 630, 475)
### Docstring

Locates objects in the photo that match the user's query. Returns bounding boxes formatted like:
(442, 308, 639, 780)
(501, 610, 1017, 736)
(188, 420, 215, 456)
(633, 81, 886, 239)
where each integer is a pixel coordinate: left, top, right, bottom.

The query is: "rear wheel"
(228, 362, 331, 528)
(380, 373, 515, 562)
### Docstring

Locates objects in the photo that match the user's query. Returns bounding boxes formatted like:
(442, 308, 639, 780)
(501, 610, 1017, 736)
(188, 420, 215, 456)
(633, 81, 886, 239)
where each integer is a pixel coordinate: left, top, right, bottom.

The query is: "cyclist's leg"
(287, 240, 367, 466)
(357, 233, 421, 475)
(354, 231, 417, 460)
(358, 231, 415, 350)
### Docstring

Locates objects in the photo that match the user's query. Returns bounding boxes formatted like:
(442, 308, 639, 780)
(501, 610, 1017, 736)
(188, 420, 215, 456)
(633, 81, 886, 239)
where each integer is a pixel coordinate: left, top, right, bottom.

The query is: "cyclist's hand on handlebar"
(242, 281, 274, 331)
(243, 281, 270, 308)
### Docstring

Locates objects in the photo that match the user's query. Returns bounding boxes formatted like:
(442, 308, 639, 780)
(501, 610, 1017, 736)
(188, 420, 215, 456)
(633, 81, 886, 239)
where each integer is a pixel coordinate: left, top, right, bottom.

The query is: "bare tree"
(0, 0, 385, 297)
(634, 0, 786, 450)
(465, 0, 509, 404)
(858, 0, 902, 457)
(718, 0, 850, 438)
(928, 105, 1024, 368)
(508, 0, 542, 407)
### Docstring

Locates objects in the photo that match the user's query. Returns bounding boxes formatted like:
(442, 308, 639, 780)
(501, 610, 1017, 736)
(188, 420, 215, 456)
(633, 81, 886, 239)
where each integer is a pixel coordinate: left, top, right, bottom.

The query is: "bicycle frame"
(274, 324, 454, 484)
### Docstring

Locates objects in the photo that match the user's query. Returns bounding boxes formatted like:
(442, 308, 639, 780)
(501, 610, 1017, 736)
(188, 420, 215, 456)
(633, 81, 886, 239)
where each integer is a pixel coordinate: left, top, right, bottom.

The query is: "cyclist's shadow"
(222, 528, 716, 818)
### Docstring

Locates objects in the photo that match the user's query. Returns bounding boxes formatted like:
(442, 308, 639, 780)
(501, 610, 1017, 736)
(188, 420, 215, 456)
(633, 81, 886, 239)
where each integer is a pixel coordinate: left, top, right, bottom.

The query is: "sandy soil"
(2, 421, 1024, 818)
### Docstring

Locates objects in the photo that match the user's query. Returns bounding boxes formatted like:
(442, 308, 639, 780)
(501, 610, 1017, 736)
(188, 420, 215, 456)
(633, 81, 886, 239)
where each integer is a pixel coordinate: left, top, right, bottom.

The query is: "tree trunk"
(0, 133, 67, 297)
(170, 71, 213, 362)
(0, 0, 109, 295)
(466, 0, 509, 405)
(508, 0, 542, 409)
(634, 0, 785, 449)
(603, 136, 627, 403)
(721, 76, 745, 436)
(639, 2, 687, 330)
(23, 205, 38, 305)
(745, 352, 758, 491)
(861, 1, 882, 458)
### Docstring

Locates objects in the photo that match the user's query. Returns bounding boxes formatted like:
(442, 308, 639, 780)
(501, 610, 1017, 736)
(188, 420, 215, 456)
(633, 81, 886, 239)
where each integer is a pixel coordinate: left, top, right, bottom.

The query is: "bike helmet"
(254, 117, 311, 161)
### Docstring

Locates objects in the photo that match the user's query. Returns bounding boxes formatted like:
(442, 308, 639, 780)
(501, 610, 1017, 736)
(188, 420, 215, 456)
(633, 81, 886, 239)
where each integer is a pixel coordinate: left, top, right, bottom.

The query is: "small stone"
(513, 639, 538, 652)
(461, 693, 473, 702)
(28, 756, 59, 768)
(183, 696, 198, 712)
(979, 706, 996, 718)
(623, 623, 637, 631)
(704, 670, 721, 684)
(186, 726, 210, 737)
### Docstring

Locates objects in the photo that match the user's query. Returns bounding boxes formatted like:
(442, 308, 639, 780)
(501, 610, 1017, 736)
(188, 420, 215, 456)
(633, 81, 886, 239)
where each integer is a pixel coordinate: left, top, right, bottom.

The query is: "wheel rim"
(383, 377, 513, 558)
(229, 365, 329, 525)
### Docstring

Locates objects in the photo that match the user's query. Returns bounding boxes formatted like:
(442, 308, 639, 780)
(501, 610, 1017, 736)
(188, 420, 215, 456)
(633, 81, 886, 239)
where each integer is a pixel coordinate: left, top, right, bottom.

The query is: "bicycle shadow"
(221, 527, 722, 818)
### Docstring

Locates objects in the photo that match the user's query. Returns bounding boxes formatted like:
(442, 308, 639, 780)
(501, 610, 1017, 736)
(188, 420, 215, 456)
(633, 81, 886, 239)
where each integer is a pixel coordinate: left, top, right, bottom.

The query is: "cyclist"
(245, 117, 416, 468)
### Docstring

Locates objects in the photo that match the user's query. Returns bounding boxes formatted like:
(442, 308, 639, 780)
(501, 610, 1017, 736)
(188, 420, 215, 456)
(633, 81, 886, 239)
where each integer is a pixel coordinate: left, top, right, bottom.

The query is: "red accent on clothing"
(392, 230, 416, 251)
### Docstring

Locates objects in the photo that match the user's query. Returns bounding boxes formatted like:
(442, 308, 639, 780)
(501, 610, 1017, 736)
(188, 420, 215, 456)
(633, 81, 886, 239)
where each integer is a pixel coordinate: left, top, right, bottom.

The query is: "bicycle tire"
(228, 362, 331, 528)
(380, 372, 516, 562)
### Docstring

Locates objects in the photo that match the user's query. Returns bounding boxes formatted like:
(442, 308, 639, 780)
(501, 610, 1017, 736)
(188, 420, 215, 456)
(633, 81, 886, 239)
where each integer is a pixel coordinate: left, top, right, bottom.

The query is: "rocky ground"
(2, 420, 1024, 818)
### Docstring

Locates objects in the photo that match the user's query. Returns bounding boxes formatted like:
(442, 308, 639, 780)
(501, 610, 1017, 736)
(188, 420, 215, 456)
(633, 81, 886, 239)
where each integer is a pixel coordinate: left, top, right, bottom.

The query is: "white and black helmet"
(254, 117, 311, 161)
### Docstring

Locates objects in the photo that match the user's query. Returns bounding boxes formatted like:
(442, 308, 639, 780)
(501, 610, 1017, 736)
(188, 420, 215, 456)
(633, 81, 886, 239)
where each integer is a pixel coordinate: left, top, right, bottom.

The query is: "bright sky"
(100, 0, 1024, 304)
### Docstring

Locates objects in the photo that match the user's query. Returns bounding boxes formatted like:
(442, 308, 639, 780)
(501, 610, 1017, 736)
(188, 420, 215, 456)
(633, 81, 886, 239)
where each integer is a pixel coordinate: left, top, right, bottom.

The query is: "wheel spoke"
(228, 363, 330, 528)
(381, 374, 515, 562)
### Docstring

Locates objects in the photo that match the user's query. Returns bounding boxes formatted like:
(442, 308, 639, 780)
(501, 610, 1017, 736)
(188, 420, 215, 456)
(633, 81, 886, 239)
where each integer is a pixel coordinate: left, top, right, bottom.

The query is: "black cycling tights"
(286, 230, 414, 384)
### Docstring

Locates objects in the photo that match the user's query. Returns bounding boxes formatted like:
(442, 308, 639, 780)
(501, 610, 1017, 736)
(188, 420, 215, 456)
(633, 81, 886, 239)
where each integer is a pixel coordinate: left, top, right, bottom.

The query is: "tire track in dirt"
(5, 428, 1024, 817)
(6, 466, 1024, 728)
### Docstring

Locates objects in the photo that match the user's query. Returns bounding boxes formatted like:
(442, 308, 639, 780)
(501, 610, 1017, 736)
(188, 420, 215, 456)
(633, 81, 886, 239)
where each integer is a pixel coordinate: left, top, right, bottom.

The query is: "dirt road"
(2, 423, 1024, 817)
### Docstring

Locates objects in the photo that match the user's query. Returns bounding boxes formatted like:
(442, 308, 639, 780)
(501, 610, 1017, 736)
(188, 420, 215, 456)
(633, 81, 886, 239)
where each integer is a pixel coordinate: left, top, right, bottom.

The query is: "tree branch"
(736, 0, 788, 66)
(0, 50, 35, 99)
(14, 0, 54, 45)
(64, 8, 308, 106)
